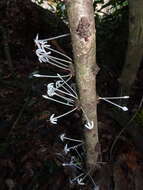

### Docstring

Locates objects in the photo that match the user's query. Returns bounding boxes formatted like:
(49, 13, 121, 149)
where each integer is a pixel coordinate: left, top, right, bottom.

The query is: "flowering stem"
(33, 74, 71, 78)
(55, 87, 77, 99)
(75, 148, 82, 160)
(46, 59, 70, 71)
(102, 98, 128, 111)
(99, 96, 129, 100)
(68, 142, 84, 151)
(41, 33, 70, 41)
(81, 106, 90, 122)
(57, 74, 78, 97)
(47, 47, 72, 61)
(71, 173, 84, 182)
(49, 55, 72, 64)
(88, 174, 97, 188)
(62, 163, 82, 170)
(55, 106, 78, 119)
(63, 136, 83, 143)
(49, 56, 70, 67)
(42, 95, 74, 107)
(54, 92, 75, 103)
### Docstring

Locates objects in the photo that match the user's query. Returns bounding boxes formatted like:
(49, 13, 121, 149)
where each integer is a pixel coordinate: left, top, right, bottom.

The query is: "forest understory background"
(0, 0, 143, 189)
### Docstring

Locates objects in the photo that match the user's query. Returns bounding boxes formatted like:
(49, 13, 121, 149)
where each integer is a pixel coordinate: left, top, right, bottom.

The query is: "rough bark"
(120, 0, 143, 95)
(66, 0, 99, 169)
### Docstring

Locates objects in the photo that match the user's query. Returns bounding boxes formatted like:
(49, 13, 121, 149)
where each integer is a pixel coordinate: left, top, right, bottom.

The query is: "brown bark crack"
(76, 16, 91, 41)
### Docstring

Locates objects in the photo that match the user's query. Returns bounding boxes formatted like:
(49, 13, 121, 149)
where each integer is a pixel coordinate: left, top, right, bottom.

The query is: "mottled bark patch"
(76, 16, 91, 41)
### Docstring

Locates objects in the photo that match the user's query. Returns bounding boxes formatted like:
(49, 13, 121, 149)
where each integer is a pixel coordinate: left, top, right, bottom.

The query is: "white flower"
(43, 74, 77, 107)
(69, 173, 84, 185)
(60, 133, 83, 142)
(56, 80, 63, 88)
(69, 178, 74, 184)
(84, 121, 94, 130)
(77, 178, 85, 185)
(64, 144, 70, 154)
(47, 83, 55, 97)
(50, 114, 57, 124)
(122, 106, 128, 111)
(34, 34, 72, 70)
(63, 142, 84, 155)
(60, 133, 65, 141)
(81, 107, 94, 130)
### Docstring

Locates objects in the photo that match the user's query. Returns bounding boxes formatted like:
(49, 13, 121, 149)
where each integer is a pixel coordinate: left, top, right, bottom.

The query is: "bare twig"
(6, 86, 31, 141)
(110, 96, 143, 160)
(0, 25, 14, 72)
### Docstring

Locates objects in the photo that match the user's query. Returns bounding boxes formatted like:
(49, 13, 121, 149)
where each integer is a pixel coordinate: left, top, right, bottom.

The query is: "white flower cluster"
(34, 34, 72, 71)
(33, 33, 129, 189)
(33, 34, 129, 126)
(33, 34, 98, 128)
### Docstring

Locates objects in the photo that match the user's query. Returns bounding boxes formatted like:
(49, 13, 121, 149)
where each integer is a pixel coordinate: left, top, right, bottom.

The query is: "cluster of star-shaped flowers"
(33, 34, 95, 129)
(59, 133, 98, 187)
(34, 33, 72, 71)
(33, 34, 129, 128)
(33, 33, 129, 189)
(60, 133, 84, 157)
(40, 73, 95, 130)
(42, 73, 79, 124)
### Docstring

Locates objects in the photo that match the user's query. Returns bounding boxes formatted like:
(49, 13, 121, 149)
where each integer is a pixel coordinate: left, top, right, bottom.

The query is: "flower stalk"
(60, 133, 83, 143)
(101, 98, 128, 111)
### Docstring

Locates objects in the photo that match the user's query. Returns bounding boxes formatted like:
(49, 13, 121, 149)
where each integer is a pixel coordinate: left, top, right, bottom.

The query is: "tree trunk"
(66, 0, 99, 170)
(120, 0, 143, 95)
